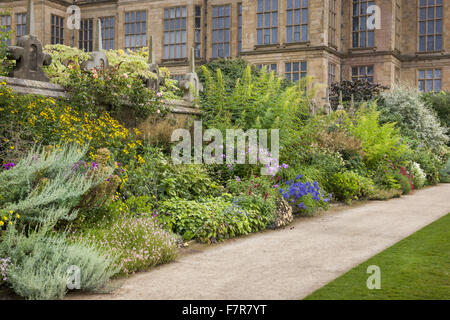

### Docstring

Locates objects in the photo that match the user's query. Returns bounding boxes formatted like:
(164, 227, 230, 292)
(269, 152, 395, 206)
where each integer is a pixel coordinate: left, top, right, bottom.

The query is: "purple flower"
(2, 163, 15, 170)
(273, 184, 279, 188)
(92, 162, 98, 169)
(236, 176, 241, 182)
(282, 163, 289, 169)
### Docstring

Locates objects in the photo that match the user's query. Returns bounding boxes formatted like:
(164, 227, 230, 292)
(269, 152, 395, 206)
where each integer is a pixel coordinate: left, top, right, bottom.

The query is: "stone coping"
(0, 76, 68, 98)
(163, 99, 201, 115)
(0, 76, 200, 115)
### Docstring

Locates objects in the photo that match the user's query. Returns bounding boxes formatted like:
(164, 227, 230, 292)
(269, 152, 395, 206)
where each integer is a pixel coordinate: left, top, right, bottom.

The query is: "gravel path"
(68, 184, 450, 300)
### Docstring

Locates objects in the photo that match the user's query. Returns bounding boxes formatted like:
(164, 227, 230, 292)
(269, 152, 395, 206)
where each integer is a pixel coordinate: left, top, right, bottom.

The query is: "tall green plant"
(346, 103, 410, 167)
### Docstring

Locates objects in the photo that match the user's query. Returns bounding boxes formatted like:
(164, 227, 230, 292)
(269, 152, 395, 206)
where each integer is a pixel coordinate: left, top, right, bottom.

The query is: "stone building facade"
(1, 0, 449, 103)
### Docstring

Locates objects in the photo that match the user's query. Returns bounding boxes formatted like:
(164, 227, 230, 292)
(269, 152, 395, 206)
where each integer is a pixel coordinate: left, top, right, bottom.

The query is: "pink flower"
(127, 84, 131, 88)
(156, 92, 163, 97)
(93, 73, 98, 79)
(123, 73, 128, 79)
(157, 109, 160, 114)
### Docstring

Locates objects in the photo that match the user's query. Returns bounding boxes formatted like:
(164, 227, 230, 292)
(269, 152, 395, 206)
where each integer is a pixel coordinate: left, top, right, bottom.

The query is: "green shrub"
(197, 58, 260, 94)
(122, 146, 222, 201)
(200, 65, 311, 134)
(329, 171, 375, 204)
(411, 147, 443, 185)
(422, 91, 450, 136)
(0, 227, 117, 300)
(393, 171, 412, 195)
(439, 158, 450, 183)
(407, 161, 427, 189)
(0, 11, 13, 76)
(71, 216, 178, 276)
(380, 86, 448, 151)
(0, 82, 144, 165)
(0, 145, 114, 226)
(329, 79, 389, 110)
(157, 196, 272, 243)
(346, 103, 410, 168)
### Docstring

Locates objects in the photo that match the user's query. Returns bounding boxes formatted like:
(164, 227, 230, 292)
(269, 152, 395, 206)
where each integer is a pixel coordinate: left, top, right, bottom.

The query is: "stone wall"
(1, 0, 450, 102)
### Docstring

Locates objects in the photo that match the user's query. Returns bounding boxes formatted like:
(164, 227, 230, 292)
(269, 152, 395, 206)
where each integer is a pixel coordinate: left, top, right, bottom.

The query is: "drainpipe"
(340, 0, 344, 82)
(203, 0, 207, 63)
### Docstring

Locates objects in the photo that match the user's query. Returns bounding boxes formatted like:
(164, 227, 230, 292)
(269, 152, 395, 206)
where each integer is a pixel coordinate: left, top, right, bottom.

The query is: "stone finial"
(148, 35, 155, 65)
(94, 19, 102, 52)
(81, 19, 109, 71)
(145, 35, 164, 92)
(337, 90, 344, 110)
(25, 0, 35, 36)
(7, 35, 52, 82)
(5, 0, 52, 82)
(178, 47, 203, 105)
(189, 47, 195, 73)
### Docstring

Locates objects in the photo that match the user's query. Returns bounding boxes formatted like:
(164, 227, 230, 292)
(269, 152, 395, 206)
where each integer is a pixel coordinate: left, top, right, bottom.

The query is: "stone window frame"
(285, 61, 307, 82)
(256, 63, 278, 73)
(79, 18, 93, 52)
(212, 4, 231, 58)
(1, 13, 11, 46)
(51, 14, 64, 45)
(194, 5, 202, 58)
(286, 0, 309, 43)
(163, 6, 187, 60)
(328, 0, 337, 47)
(418, 0, 443, 52)
(16, 13, 27, 39)
(418, 68, 442, 92)
(171, 74, 185, 82)
(238, 3, 242, 54)
(394, 66, 401, 84)
(352, 0, 375, 49)
(328, 62, 336, 86)
(351, 65, 374, 83)
(124, 10, 147, 52)
(100, 16, 115, 50)
(257, 0, 279, 45)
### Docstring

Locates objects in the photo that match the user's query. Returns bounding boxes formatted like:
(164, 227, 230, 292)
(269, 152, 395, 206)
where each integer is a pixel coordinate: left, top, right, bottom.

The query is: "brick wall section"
(1, 0, 449, 100)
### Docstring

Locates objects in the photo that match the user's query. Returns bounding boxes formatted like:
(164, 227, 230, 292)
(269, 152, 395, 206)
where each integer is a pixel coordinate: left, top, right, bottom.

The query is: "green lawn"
(305, 213, 450, 300)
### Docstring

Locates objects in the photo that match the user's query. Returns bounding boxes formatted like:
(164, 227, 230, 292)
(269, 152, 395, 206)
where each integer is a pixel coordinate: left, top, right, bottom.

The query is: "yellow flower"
(9, 145, 14, 150)
(16, 214, 20, 219)
(9, 210, 13, 214)
(0, 221, 4, 226)
(3, 216, 8, 221)
(9, 221, 12, 225)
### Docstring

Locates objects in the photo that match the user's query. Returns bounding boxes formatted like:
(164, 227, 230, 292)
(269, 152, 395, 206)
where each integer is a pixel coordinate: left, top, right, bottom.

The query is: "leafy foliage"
(157, 196, 272, 243)
(0, 82, 143, 164)
(379, 86, 448, 151)
(197, 58, 259, 94)
(71, 216, 178, 276)
(0, 227, 117, 300)
(200, 65, 312, 133)
(330, 80, 389, 110)
(0, 145, 117, 226)
(122, 145, 222, 202)
(422, 91, 450, 135)
(328, 171, 375, 204)
(346, 103, 410, 168)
